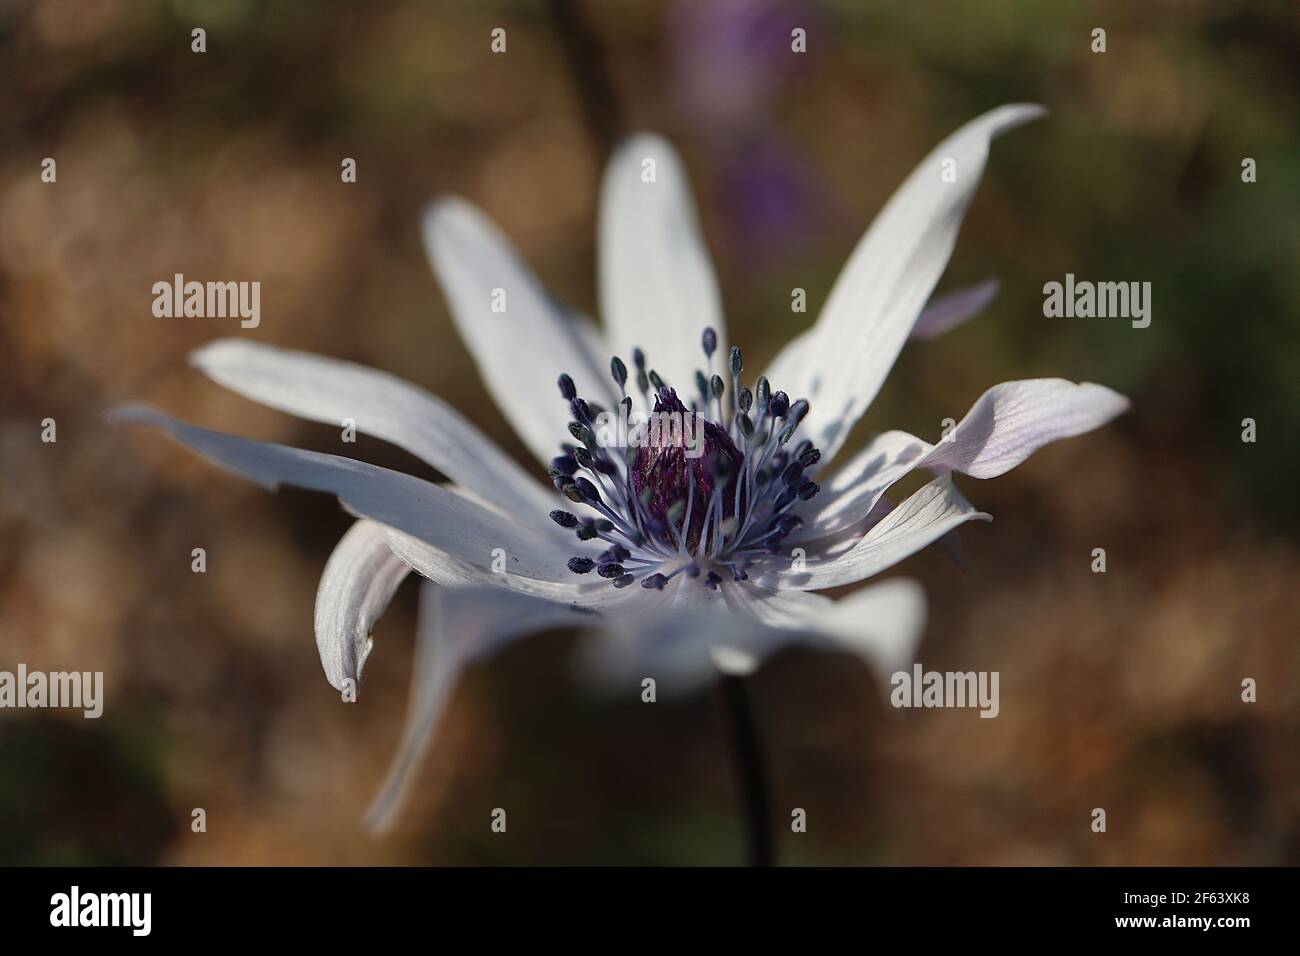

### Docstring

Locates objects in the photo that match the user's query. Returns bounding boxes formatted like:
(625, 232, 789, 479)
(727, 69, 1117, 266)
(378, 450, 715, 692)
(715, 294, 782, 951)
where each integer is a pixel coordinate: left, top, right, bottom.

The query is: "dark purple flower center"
(548, 329, 819, 592)
(631, 388, 743, 552)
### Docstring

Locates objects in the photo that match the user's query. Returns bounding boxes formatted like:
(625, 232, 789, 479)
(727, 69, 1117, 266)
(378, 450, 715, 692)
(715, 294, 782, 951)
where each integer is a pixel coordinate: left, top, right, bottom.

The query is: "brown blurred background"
(1, 0, 1297, 865)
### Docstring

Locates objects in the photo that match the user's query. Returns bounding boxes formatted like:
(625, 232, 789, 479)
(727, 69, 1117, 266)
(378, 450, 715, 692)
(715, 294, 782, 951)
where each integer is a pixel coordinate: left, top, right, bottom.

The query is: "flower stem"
(717, 672, 774, 867)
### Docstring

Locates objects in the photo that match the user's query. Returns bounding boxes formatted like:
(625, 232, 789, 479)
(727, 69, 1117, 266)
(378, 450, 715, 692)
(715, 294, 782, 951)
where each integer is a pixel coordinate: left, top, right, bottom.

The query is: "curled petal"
(365, 584, 592, 834)
(795, 378, 1129, 542)
(315, 520, 410, 693)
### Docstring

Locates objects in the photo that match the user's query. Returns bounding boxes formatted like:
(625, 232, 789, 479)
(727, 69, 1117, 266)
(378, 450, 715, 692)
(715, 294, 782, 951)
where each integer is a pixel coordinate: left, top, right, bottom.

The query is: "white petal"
(110, 405, 585, 581)
(190, 339, 555, 519)
(725, 578, 925, 680)
(910, 278, 999, 341)
(314, 520, 410, 693)
(795, 378, 1129, 542)
(923, 378, 1130, 478)
(575, 580, 749, 697)
(422, 197, 617, 465)
(599, 134, 725, 394)
(709, 645, 760, 676)
(381, 526, 616, 609)
(789, 430, 930, 543)
(749, 475, 990, 590)
(764, 104, 1047, 465)
(814, 578, 927, 679)
(364, 584, 591, 834)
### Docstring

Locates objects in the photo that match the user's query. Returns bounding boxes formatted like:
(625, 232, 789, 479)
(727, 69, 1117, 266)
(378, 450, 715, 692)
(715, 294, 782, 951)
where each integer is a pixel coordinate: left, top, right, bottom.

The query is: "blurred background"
(1, 0, 1297, 865)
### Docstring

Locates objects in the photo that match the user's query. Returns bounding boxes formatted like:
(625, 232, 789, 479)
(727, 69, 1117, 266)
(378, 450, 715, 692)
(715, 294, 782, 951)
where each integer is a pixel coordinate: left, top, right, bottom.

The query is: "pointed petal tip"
(187, 336, 251, 371)
(999, 102, 1049, 127)
(420, 194, 477, 241)
(105, 402, 159, 427)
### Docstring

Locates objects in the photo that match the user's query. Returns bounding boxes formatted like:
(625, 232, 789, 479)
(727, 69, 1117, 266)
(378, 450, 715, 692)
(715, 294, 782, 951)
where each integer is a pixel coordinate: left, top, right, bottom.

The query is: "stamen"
(545, 336, 819, 597)
(701, 327, 717, 360)
(550, 510, 579, 528)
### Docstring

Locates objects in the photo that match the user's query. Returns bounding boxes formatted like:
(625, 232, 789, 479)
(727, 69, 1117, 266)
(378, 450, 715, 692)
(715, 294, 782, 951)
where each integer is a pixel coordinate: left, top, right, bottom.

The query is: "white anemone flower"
(112, 104, 1129, 829)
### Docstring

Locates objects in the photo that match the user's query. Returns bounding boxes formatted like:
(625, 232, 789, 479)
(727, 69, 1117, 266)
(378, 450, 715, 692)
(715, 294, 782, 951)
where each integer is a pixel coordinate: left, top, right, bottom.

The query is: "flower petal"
(922, 378, 1131, 478)
(381, 525, 617, 609)
(109, 404, 586, 581)
(795, 378, 1129, 542)
(812, 577, 928, 678)
(599, 134, 725, 394)
(910, 278, 999, 341)
(724, 577, 926, 679)
(749, 475, 990, 590)
(315, 519, 410, 693)
(764, 104, 1047, 465)
(190, 338, 556, 519)
(422, 197, 617, 465)
(364, 583, 592, 834)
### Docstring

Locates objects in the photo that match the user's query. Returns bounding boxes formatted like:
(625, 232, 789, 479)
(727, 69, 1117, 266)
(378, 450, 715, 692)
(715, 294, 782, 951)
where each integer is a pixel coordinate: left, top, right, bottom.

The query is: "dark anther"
(632, 347, 646, 371)
(737, 413, 754, 439)
(557, 373, 577, 401)
(567, 557, 595, 574)
(710, 374, 725, 400)
(549, 510, 579, 528)
(550, 454, 578, 476)
(798, 447, 821, 468)
(641, 573, 667, 590)
(576, 524, 599, 541)
(597, 562, 626, 579)
(613, 574, 636, 588)
(649, 369, 666, 392)
(568, 421, 596, 446)
(728, 345, 743, 378)
(739, 386, 753, 413)
(573, 477, 601, 504)
(695, 370, 709, 399)
(768, 390, 790, 419)
(570, 398, 592, 424)
(595, 518, 615, 533)
(610, 356, 628, 389)
(705, 570, 723, 590)
(797, 480, 820, 500)
(756, 376, 770, 408)
(563, 484, 586, 503)
(702, 327, 718, 358)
